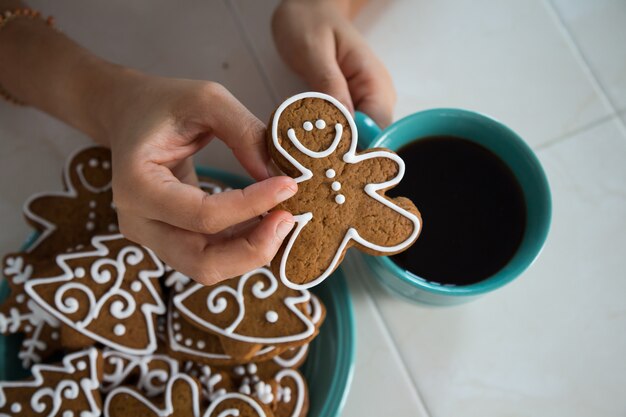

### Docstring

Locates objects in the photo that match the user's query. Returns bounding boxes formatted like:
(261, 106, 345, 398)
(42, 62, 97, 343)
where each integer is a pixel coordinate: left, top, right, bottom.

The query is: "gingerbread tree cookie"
(1, 146, 117, 366)
(24, 234, 166, 355)
(0, 348, 102, 417)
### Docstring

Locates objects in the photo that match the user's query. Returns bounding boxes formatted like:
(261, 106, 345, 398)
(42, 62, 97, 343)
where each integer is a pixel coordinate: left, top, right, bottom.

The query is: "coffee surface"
(388, 136, 526, 285)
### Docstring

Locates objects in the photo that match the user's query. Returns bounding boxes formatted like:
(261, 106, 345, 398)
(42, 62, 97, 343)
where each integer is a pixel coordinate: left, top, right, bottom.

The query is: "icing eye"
(303, 121, 313, 131)
(315, 119, 326, 129)
(88, 158, 99, 168)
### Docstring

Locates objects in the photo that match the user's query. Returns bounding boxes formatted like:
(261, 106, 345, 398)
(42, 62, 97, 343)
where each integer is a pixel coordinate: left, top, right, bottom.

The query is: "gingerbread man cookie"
(24, 146, 117, 257)
(267, 92, 422, 289)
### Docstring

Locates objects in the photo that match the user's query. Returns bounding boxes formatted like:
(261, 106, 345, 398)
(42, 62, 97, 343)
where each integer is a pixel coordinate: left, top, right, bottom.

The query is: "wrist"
(70, 58, 148, 146)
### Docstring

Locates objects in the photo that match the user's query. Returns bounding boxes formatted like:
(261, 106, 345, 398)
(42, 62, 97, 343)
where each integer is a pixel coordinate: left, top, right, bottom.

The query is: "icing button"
(335, 194, 346, 205)
(325, 169, 336, 178)
(331, 181, 341, 191)
(265, 310, 278, 323)
(113, 324, 126, 336)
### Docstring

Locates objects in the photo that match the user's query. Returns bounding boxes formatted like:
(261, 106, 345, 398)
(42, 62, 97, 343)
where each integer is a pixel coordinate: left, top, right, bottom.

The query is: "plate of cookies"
(0, 145, 355, 417)
(0, 91, 423, 417)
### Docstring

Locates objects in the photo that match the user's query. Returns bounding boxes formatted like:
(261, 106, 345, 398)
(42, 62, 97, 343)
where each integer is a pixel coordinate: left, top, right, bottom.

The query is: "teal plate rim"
(0, 165, 356, 417)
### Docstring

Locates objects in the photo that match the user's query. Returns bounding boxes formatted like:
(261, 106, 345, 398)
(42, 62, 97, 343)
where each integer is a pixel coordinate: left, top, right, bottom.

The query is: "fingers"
(355, 90, 396, 128)
(300, 47, 355, 114)
(123, 165, 297, 235)
(201, 83, 271, 181)
(340, 48, 396, 128)
(118, 210, 295, 285)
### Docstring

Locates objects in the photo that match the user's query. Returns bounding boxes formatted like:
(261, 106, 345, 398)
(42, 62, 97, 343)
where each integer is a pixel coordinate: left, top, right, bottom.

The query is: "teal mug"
(354, 109, 551, 306)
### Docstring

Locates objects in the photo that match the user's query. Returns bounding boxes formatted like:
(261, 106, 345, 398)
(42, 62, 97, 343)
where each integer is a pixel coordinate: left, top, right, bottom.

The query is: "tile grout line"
(542, 0, 626, 138)
(345, 254, 433, 417)
(535, 113, 617, 151)
(222, 0, 280, 106)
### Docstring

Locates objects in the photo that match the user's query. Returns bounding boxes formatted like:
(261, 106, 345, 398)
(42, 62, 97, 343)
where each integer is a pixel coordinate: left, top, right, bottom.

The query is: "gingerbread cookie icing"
(173, 268, 315, 345)
(24, 234, 166, 355)
(268, 92, 422, 289)
(0, 348, 102, 417)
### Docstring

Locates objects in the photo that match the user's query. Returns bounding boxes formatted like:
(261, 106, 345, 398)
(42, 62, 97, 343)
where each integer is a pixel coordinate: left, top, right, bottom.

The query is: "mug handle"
(355, 111, 382, 150)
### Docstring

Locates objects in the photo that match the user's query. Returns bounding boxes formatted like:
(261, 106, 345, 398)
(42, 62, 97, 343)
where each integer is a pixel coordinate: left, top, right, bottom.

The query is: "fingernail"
(276, 185, 297, 202)
(275, 220, 295, 240)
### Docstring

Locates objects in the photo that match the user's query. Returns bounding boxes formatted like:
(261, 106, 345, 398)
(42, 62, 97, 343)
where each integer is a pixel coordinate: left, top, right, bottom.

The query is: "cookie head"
(66, 146, 112, 195)
(270, 94, 354, 179)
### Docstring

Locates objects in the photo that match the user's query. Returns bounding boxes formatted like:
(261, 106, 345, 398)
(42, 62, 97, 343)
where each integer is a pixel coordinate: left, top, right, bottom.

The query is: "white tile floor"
(1, 1, 625, 416)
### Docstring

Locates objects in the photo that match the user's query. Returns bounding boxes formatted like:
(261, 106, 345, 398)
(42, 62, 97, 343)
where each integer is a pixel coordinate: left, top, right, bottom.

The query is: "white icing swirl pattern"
(102, 350, 179, 397)
(0, 348, 101, 417)
(173, 268, 314, 344)
(24, 234, 166, 355)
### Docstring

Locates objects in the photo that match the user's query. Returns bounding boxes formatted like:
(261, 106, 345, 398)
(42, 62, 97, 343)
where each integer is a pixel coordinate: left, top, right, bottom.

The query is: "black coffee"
(389, 136, 526, 286)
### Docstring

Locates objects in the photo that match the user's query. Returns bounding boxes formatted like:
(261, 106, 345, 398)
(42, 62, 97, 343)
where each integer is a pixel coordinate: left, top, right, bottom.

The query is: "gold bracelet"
(0, 8, 56, 106)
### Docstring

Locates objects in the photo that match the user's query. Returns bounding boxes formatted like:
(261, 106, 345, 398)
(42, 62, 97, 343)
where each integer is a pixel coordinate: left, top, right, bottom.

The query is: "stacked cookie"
(0, 146, 323, 417)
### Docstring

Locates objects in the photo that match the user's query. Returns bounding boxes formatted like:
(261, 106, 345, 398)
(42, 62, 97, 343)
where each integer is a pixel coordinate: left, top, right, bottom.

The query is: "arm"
(0, 2, 296, 284)
(272, 0, 396, 127)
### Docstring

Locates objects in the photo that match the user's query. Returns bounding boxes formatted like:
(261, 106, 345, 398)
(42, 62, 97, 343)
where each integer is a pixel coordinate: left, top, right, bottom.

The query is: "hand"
(99, 72, 296, 285)
(272, 0, 396, 127)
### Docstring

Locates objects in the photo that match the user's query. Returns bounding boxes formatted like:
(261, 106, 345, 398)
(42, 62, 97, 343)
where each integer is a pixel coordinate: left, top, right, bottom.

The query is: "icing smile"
(286, 120, 343, 162)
